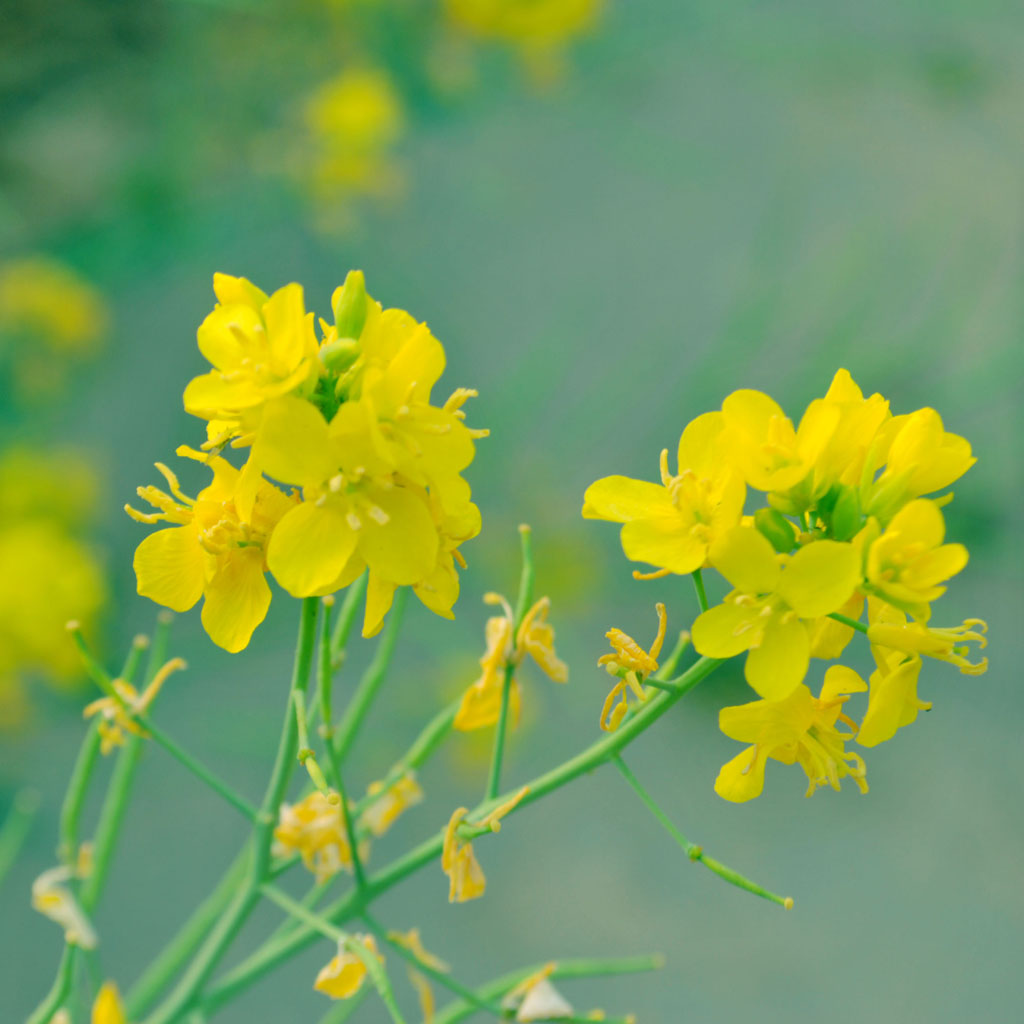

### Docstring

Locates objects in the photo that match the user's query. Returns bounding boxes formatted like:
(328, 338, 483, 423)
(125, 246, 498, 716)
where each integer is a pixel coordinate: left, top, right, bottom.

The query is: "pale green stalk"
(692, 568, 710, 613)
(317, 988, 367, 1022)
(200, 657, 721, 1014)
(432, 955, 664, 1024)
(486, 524, 535, 801)
(612, 755, 791, 908)
(142, 598, 319, 1024)
(330, 572, 368, 670)
(829, 611, 868, 634)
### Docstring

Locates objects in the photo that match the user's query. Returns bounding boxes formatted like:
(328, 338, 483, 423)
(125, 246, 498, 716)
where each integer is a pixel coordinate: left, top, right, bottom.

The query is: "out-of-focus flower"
(314, 933, 381, 1000)
(31, 865, 97, 948)
(274, 791, 359, 883)
(0, 257, 108, 397)
(91, 982, 127, 1024)
(359, 772, 424, 837)
(388, 928, 450, 1023)
(502, 964, 575, 1021)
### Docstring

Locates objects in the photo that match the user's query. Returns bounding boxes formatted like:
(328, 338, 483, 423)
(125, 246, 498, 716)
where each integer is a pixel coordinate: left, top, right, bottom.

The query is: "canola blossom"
(585, 369, 985, 801)
(27, 277, 989, 1024)
(129, 271, 484, 649)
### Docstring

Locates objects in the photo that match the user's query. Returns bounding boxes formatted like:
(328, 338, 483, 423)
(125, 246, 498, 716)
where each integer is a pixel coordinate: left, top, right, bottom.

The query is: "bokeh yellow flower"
(314, 933, 381, 1000)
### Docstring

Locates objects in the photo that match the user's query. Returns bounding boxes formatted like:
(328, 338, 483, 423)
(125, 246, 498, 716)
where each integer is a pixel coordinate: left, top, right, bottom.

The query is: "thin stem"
(260, 883, 343, 940)
(0, 787, 40, 888)
(612, 756, 791, 908)
(143, 599, 319, 1024)
(334, 588, 407, 763)
(321, 745, 367, 893)
(362, 910, 501, 1017)
(828, 611, 868, 634)
(485, 525, 535, 801)
(432, 956, 664, 1024)
(68, 626, 260, 822)
(317, 988, 367, 1023)
(200, 658, 722, 1013)
(692, 569, 709, 613)
(485, 663, 516, 801)
(317, 596, 336, 730)
(25, 947, 76, 1024)
(294, 690, 332, 799)
(330, 572, 368, 670)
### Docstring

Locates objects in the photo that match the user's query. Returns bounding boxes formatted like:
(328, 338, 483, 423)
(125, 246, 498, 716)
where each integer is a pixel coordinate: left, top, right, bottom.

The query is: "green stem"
(200, 658, 721, 1013)
(0, 787, 40, 888)
(143, 599, 319, 1024)
(294, 690, 332, 799)
(828, 611, 868, 634)
(330, 572, 368, 670)
(68, 626, 260, 823)
(432, 955, 664, 1024)
(485, 525, 536, 801)
(25, 947, 76, 1024)
(692, 569, 709, 613)
(334, 588, 407, 763)
(484, 663, 516, 802)
(322, 745, 367, 893)
(317, 988, 367, 1023)
(362, 910, 501, 1017)
(317, 596, 336, 730)
(612, 755, 791, 908)
(260, 883, 344, 940)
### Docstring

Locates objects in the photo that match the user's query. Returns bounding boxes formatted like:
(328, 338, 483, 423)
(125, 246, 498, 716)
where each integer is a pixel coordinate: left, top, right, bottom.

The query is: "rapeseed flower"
(314, 933, 382, 1000)
(598, 603, 666, 731)
(454, 594, 567, 731)
(127, 449, 292, 652)
(359, 772, 424, 837)
(692, 526, 861, 699)
(583, 412, 745, 578)
(715, 667, 869, 802)
(274, 791, 359, 883)
(863, 499, 967, 620)
(91, 982, 126, 1024)
(31, 865, 97, 948)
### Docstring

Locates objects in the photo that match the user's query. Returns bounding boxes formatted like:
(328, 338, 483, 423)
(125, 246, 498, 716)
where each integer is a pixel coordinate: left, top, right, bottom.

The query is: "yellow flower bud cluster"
(585, 369, 987, 801)
(128, 271, 485, 651)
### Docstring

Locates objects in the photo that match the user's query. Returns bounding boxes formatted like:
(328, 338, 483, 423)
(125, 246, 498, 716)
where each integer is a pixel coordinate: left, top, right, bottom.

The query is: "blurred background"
(2, 0, 1022, 1020)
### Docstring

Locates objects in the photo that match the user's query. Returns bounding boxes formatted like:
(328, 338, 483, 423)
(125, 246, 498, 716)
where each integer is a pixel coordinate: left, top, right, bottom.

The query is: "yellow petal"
(267, 501, 358, 596)
(183, 371, 264, 416)
(776, 540, 860, 618)
(581, 476, 673, 522)
(621, 517, 706, 574)
(257, 396, 337, 488)
(819, 664, 868, 703)
(887, 498, 945, 549)
(134, 526, 205, 612)
(676, 411, 727, 477)
(714, 746, 769, 802)
(744, 616, 810, 700)
(709, 525, 780, 594)
(357, 486, 438, 585)
(212, 272, 268, 310)
(196, 302, 262, 371)
(92, 981, 126, 1024)
(858, 656, 925, 747)
(201, 547, 272, 653)
(691, 600, 759, 659)
(363, 572, 396, 638)
(314, 951, 368, 1000)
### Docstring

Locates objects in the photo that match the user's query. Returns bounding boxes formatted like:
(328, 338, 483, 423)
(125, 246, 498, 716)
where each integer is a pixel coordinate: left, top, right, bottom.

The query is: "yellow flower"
(359, 772, 424, 837)
(92, 981, 127, 1024)
(183, 275, 318, 433)
(864, 407, 975, 523)
(441, 788, 528, 902)
(454, 594, 567, 731)
(598, 603, 667, 732)
(314, 933, 381, 1000)
(867, 610, 988, 675)
(808, 593, 864, 659)
(582, 412, 745, 577)
(31, 865, 97, 948)
(304, 68, 404, 207)
(719, 388, 839, 494)
(856, 651, 928, 749)
(863, 499, 967, 620)
(126, 449, 292, 652)
(83, 657, 186, 755)
(715, 667, 869, 802)
(274, 791, 358, 883)
(692, 526, 861, 700)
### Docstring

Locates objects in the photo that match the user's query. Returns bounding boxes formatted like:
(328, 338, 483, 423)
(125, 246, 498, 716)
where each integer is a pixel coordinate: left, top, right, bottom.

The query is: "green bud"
(829, 485, 864, 541)
(319, 338, 360, 374)
(754, 508, 798, 553)
(332, 269, 368, 341)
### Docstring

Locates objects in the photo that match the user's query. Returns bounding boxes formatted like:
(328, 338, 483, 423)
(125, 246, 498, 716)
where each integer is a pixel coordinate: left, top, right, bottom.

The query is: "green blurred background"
(2, 0, 1022, 1020)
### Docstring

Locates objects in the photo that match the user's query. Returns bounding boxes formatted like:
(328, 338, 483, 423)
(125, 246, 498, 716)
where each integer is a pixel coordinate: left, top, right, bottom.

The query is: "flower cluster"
(585, 370, 987, 801)
(128, 271, 485, 651)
